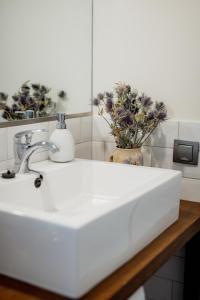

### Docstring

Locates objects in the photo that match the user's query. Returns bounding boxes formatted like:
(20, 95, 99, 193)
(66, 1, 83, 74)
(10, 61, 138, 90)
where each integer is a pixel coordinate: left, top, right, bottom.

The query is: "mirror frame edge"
(0, 112, 92, 129)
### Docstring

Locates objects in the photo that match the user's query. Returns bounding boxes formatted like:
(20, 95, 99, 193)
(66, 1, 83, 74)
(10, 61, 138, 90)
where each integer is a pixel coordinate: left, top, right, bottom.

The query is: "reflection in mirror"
(0, 81, 67, 121)
(0, 0, 92, 124)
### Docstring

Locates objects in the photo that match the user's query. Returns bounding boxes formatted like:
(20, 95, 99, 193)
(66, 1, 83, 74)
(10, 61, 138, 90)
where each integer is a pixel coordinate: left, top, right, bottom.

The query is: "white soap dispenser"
(49, 113, 75, 162)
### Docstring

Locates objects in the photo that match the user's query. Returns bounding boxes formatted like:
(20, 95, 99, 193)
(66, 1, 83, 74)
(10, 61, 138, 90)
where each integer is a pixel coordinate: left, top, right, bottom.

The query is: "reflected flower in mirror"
(0, 81, 67, 120)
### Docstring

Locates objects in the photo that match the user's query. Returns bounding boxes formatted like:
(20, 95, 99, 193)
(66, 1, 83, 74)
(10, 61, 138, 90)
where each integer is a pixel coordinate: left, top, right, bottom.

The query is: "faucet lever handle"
(15, 129, 48, 145)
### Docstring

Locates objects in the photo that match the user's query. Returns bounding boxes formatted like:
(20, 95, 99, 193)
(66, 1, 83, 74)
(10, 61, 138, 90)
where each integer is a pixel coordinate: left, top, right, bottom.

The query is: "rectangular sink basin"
(0, 159, 181, 298)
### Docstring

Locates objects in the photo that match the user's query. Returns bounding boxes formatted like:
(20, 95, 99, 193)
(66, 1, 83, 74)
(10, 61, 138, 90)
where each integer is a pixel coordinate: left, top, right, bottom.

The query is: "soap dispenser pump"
(49, 113, 75, 162)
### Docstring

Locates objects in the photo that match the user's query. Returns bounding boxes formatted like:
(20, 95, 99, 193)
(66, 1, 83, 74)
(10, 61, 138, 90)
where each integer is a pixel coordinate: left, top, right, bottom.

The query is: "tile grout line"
(91, 0, 94, 160)
(171, 280, 174, 300)
(153, 273, 184, 285)
(6, 127, 9, 161)
(177, 121, 180, 139)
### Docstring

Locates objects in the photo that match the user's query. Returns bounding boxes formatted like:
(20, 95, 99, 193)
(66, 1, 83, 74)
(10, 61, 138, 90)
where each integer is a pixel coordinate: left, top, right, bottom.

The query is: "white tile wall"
(179, 121, 200, 142)
(172, 282, 184, 300)
(0, 128, 8, 162)
(145, 120, 179, 148)
(29, 150, 49, 164)
(104, 142, 115, 162)
(144, 254, 185, 300)
(175, 248, 185, 258)
(174, 156, 200, 180)
(151, 147, 173, 169)
(145, 276, 172, 300)
(0, 159, 14, 171)
(93, 115, 115, 142)
(80, 116, 92, 143)
(48, 120, 57, 137)
(67, 118, 81, 144)
(181, 177, 200, 202)
(145, 275, 184, 300)
(155, 256, 184, 283)
(76, 142, 92, 160)
(141, 146, 152, 167)
(92, 141, 105, 161)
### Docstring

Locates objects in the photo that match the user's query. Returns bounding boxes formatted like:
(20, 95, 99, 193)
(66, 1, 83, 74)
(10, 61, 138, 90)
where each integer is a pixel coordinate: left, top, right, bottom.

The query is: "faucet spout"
(32, 141, 59, 153)
(18, 141, 59, 174)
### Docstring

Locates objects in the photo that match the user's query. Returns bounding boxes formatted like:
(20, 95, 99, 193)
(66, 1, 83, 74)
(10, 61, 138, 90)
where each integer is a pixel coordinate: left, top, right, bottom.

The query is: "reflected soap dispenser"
(49, 113, 75, 162)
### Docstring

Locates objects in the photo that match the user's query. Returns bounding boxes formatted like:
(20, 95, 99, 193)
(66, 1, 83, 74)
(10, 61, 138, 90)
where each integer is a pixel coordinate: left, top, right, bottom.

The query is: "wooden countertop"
(1, 200, 200, 300)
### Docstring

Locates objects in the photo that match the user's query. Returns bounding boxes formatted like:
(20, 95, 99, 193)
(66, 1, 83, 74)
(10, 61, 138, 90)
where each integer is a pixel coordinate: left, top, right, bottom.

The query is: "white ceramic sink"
(0, 159, 181, 298)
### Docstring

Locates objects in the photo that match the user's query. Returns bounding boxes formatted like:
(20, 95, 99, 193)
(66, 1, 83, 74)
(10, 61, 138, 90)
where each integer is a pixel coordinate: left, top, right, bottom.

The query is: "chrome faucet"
(14, 129, 59, 174)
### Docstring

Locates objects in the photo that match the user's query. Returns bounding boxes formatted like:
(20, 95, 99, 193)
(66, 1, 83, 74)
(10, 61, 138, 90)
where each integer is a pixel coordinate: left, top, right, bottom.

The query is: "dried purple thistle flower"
(97, 93, 104, 100)
(58, 90, 66, 99)
(46, 97, 52, 106)
(147, 111, 155, 121)
(105, 98, 113, 113)
(39, 104, 45, 110)
(131, 91, 138, 98)
(2, 105, 12, 119)
(115, 83, 127, 97)
(40, 85, 49, 94)
(12, 103, 19, 112)
(123, 113, 133, 125)
(19, 95, 27, 106)
(157, 111, 167, 121)
(143, 97, 153, 107)
(156, 101, 165, 111)
(125, 85, 131, 93)
(92, 98, 100, 106)
(33, 92, 40, 98)
(12, 94, 19, 102)
(31, 83, 40, 90)
(0, 92, 8, 101)
(139, 94, 153, 107)
(105, 92, 114, 99)
(115, 107, 124, 116)
(21, 85, 30, 92)
(119, 112, 133, 127)
(123, 98, 131, 110)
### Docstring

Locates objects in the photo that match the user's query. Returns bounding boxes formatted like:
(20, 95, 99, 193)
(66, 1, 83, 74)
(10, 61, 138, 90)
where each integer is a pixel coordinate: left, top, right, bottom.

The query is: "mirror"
(0, 0, 92, 125)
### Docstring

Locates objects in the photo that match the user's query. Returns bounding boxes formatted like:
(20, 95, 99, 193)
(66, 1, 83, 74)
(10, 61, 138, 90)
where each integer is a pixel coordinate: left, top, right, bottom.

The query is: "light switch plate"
(173, 139, 199, 165)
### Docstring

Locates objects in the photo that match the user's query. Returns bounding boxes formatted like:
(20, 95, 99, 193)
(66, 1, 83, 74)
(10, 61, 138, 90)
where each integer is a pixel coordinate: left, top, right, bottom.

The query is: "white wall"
(0, 0, 92, 114)
(93, 0, 200, 120)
